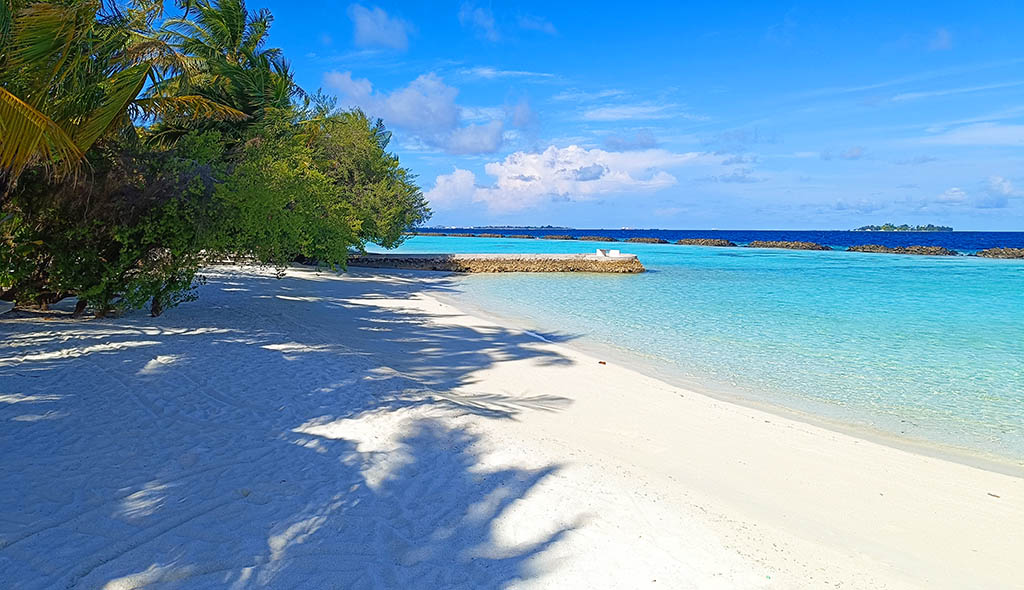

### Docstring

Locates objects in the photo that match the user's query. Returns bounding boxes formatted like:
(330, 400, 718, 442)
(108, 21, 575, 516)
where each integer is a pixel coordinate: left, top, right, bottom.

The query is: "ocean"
(369, 233, 1024, 465)
(413, 228, 1024, 252)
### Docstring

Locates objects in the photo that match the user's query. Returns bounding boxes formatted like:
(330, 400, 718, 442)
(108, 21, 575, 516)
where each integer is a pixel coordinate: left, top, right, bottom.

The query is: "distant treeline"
(853, 224, 953, 232)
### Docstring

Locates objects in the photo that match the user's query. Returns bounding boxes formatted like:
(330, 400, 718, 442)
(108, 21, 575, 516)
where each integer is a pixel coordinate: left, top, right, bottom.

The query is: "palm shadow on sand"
(0, 266, 580, 589)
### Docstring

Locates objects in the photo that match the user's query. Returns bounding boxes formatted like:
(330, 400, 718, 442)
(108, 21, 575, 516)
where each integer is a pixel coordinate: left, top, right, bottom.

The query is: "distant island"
(853, 224, 953, 232)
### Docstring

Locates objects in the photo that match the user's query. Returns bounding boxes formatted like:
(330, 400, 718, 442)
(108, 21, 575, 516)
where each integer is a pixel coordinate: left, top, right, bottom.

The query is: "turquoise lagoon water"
(371, 237, 1024, 464)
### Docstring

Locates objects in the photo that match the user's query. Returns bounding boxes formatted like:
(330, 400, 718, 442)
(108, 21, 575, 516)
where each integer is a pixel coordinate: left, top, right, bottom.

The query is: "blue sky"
(259, 0, 1024, 229)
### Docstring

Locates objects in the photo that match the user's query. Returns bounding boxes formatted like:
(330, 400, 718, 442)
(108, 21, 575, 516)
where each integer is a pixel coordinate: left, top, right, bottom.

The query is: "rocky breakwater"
(625, 237, 669, 244)
(542, 235, 576, 240)
(578, 236, 620, 242)
(976, 248, 1024, 259)
(675, 238, 737, 247)
(747, 241, 831, 251)
(348, 252, 645, 273)
(848, 244, 959, 256)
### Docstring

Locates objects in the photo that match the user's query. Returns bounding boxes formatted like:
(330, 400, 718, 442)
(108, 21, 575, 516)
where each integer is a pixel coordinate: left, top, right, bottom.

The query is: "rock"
(542, 235, 576, 240)
(447, 233, 477, 238)
(578, 236, 619, 242)
(414, 232, 447, 236)
(975, 247, 1024, 259)
(348, 253, 645, 273)
(848, 244, 959, 256)
(477, 233, 504, 238)
(675, 238, 737, 247)
(506, 234, 537, 239)
(746, 241, 831, 251)
(625, 237, 669, 244)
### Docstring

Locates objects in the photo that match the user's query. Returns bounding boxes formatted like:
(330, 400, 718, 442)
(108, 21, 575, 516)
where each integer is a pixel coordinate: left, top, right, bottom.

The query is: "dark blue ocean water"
(417, 228, 1024, 253)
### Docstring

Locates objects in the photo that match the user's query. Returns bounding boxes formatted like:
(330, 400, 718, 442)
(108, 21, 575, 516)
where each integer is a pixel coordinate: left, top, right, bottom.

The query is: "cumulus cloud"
(975, 176, 1015, 208)
(987, 175, 1014, 196)
(323, 71, 504, 154)
(425, 168, 477, 207)
(459, 2, 499, 41)
(518, 15, 556, 35)
(936, 187, 968, 203)
(425, 146, 708, 212)
(348, 5, 412, 50)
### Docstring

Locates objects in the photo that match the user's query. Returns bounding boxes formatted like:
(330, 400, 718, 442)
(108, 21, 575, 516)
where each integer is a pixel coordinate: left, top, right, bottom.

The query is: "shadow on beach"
(0, 266, 579, 589)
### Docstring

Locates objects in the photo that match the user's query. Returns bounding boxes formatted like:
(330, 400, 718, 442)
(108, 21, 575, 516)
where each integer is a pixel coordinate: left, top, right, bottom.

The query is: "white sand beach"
(1, 265, 1021, 589)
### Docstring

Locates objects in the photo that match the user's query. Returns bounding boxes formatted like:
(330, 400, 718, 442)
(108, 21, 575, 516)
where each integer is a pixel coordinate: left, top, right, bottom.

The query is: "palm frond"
(72, 63, 152, 151)
(133, 95, 248, 122)
(0, 87, 83, 180)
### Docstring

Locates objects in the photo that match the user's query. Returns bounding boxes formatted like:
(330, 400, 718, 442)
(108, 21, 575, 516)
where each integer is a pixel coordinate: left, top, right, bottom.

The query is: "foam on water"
(372, 236, 1024, 462)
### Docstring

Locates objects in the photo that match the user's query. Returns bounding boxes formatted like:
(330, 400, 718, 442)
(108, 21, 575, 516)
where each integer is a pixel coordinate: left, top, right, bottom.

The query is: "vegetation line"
(0, 0, 429, 317)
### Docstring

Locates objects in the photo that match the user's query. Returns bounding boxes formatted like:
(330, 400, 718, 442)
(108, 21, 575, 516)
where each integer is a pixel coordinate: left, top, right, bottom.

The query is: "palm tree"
(0, 0, 245, 190)
(157, 0, 302, 122)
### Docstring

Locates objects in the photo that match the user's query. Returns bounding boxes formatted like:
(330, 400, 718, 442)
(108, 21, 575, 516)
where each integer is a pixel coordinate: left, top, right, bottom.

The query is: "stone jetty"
(848, 244, 959, 256)
(747, 240, 831, 251)
(348, 251, 645, 273)
(578, 235, 619, 242)
(976, 247, 1024, 259)
(676, 238, 737, 247)
(625, 237, 669, 244)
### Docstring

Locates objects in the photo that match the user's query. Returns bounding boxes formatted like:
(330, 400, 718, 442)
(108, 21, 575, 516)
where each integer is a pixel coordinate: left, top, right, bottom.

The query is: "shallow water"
(371, 236, 1024, 462)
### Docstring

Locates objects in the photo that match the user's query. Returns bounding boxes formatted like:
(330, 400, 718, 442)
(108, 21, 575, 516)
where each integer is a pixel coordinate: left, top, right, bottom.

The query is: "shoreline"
(345, 266, 1022, 588)
(3, 265, 1022, 588)
(425, 279, 1024, 478)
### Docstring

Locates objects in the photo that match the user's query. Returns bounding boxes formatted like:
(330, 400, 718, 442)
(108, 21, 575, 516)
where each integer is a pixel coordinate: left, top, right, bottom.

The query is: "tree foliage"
(0, 0, 429, 316)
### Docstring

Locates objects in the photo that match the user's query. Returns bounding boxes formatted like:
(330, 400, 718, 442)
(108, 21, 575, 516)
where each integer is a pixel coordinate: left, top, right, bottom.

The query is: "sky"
(257, 0, 1024, 230)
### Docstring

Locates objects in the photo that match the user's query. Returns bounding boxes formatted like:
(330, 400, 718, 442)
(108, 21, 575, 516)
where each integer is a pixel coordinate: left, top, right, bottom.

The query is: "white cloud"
(323, 71, 503, 154)
(459, 3, 499, 41)
(445, 121, 505, 155)
(552, 88, 626, 102)
(976, 176, 1015, 208)
(347, 5, 412, 51)
(987, 176, 1014, 196)
(891, 81, 1024, 102)
(518, 15, 556, 35)
(459, 66, 554, 80)
(929, 27, 953, 51)
(920, 122, 1024, 145)
(425, 168, 477, 207)
(936, 187, 968, 203)
(582, 104, 706, 122)
(425, 145, 710, 212)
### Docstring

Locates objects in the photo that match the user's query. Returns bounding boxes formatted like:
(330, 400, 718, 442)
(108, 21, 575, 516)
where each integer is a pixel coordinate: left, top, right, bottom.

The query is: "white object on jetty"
(596, 248, 623, 257)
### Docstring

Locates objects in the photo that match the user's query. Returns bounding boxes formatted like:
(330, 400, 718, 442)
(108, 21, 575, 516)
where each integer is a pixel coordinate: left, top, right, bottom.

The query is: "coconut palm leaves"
(0, 0, 246, 187)
(158, 0, 301, 119)
(0, 87, 83, 180)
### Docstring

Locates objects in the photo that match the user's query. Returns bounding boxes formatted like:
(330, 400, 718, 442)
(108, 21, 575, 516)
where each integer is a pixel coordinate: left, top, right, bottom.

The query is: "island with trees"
(852, 224, 953, 232)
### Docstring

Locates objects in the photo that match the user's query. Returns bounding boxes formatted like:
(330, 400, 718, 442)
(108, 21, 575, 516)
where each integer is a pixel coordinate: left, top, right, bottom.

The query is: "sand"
(1, 265, 1021, 589)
